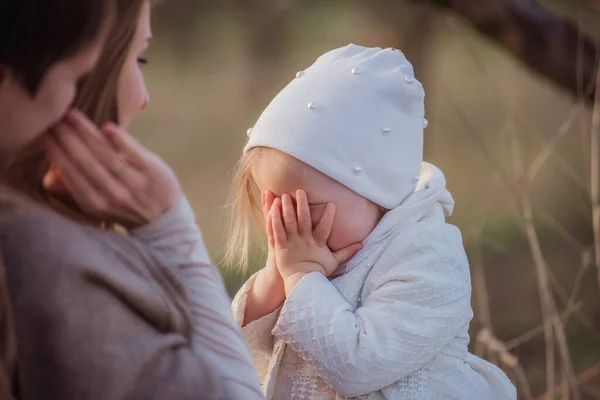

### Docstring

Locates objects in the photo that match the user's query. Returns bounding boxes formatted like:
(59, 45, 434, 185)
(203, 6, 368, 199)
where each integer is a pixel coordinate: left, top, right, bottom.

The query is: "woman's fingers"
(56, 110, 152, 208)
(64, 109, 126, 178)
(41, 109, 178, 227)
(101, 124, 170, 209)
(43, 134, 107, 213)
(314, 203, 335, 246)
(64, 109, 102, 137)
(270, 200, 287, 249)
(65, 111, 151, 192)
(45, 137, 144, 225)
(49, 125, 132, 208)
(295, 190, 312, 236)
(333, 243, 363, 266)
(281, 193, 298, 237)
(102, 122, 150, 168)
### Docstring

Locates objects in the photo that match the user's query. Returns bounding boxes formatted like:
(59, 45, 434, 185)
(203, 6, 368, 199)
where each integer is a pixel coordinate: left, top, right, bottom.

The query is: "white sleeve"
(271, 261, 471, 398)
(231, 273, 281, 382)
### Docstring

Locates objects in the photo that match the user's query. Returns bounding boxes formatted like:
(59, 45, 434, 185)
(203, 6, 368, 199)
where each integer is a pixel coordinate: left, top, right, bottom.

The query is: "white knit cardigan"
(232, 163, 516, 400)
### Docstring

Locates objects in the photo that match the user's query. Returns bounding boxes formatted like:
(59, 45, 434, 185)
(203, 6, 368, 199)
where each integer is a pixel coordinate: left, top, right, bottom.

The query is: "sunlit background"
(133, 1, 600, 397)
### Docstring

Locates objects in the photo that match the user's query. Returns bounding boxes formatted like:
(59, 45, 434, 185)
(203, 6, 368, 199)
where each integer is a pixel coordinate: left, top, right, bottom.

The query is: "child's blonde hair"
(224, 147, 269, 272)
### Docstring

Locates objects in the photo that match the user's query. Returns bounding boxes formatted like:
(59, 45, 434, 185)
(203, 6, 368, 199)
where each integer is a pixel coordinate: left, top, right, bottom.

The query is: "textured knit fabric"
(131, 196, 263, 400)
(232, 163, 516, 399)
(245, 44, 426, 210)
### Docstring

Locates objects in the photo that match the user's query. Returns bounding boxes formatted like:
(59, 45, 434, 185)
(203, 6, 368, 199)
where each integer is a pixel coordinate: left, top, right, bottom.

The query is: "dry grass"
(451, 97, 599, 398)
(441, 17, 600, 397)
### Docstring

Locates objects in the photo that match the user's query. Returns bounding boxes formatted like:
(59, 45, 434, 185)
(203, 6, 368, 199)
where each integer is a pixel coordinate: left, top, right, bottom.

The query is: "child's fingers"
(271, 204, 287, 249)
(281, 193, 298, 237)
(101, 122, 150, 169)
(263, 190, 275, 218)
(266, 211, 275, 249)
(271, 197, 282, 237)
(314, 203, 335, 245)
(296, 190, 312, 236)
(333, 243, 363, 266)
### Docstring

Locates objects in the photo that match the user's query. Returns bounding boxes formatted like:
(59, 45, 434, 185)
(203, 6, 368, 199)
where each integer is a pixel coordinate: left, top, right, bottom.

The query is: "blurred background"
(134, 0, 600, 398)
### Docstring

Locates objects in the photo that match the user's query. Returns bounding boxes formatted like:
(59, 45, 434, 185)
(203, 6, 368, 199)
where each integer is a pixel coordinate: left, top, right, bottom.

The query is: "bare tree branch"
(416, 0, 599, 103)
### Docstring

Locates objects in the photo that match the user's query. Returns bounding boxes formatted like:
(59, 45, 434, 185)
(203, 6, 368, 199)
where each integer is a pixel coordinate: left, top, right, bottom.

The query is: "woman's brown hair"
(5, 0, 148, 223)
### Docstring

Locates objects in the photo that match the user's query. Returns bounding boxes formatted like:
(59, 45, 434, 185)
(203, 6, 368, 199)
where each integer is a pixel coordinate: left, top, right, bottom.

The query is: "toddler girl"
(228, 44, 516, 399)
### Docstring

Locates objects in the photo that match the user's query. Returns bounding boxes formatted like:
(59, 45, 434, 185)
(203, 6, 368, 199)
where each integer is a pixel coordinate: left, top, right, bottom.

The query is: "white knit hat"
(244, 44, 426, 210)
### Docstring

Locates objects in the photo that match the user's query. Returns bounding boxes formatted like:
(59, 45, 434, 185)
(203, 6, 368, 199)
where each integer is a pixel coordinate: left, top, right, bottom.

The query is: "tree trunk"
(415, 0, 599, 104)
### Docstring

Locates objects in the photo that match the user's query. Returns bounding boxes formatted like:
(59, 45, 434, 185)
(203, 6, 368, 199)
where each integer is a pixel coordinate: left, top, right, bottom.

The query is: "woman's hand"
(269, 190, 362, 295)
(42, 108, 181, 228)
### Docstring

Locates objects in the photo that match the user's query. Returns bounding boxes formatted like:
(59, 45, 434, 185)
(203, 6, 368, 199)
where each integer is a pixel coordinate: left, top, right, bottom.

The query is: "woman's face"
(116, 0, 151, 129)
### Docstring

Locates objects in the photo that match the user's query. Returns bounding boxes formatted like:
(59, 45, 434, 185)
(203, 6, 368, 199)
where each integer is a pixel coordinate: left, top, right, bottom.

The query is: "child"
(228, 44, 516, 399)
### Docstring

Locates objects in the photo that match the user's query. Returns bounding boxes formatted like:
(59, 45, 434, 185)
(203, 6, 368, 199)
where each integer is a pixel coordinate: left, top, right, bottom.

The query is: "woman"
(3, 1, 263, 399)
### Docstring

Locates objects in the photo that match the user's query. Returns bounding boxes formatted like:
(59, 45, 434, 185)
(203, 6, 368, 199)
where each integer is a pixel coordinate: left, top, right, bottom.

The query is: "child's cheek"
(326, 219, 357, 252)
(327, 212, 377, 253)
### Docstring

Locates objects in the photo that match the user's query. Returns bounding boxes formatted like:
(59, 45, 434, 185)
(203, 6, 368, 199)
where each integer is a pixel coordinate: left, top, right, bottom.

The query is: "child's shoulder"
(366, 217, 469, 288)
(386, 208, 465, 254)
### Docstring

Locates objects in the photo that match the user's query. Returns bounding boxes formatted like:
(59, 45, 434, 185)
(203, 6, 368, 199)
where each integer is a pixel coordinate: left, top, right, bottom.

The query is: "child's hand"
(242, 190, 286, 326)
(262, 190, 281, 280)
(269, 190, 362, 295)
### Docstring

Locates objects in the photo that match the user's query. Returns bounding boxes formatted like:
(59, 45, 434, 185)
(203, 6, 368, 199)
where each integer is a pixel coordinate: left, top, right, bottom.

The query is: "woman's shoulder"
(0, 186, 163, 285)
(0, 187, 114, 259)
(0, 187, 190, 335)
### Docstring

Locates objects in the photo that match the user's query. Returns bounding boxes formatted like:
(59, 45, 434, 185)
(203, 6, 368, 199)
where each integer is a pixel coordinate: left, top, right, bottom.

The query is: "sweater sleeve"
(271, 247, 472, 398)
(231, 274, 281, 382)
(131, 196, 263, 400)
(2, 234, 221, 400)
